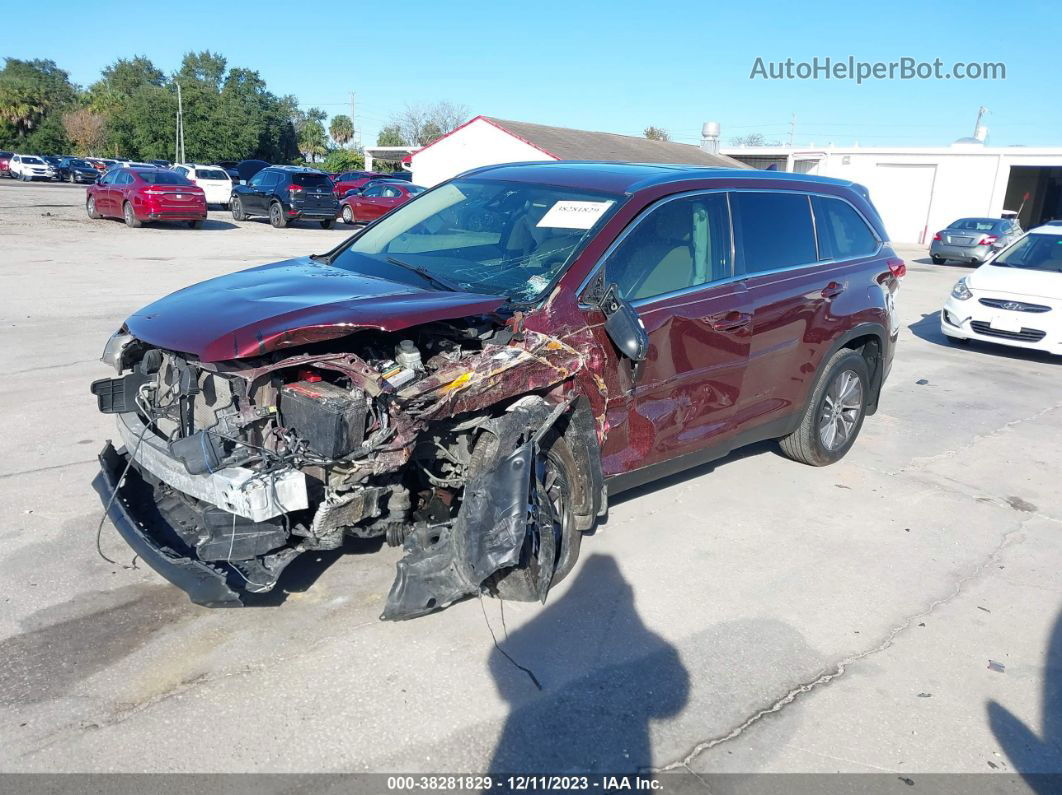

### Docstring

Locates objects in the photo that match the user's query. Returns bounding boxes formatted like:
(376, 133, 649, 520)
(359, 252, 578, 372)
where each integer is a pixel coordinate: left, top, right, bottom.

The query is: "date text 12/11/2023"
(385, 775, 665, 791)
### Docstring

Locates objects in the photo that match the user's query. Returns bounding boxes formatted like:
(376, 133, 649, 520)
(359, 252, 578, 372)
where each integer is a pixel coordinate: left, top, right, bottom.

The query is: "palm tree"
(329, 114, 354, 147)
(298, 120, 328, 162)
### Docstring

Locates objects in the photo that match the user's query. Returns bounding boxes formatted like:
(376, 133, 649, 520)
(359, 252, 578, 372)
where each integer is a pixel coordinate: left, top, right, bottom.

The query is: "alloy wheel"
(818, 369, 864, 451)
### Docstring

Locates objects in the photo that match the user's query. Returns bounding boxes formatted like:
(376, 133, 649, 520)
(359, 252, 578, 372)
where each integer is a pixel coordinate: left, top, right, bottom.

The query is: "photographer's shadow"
(988, 607, 1062, 790)
(487, 554, 689, 774)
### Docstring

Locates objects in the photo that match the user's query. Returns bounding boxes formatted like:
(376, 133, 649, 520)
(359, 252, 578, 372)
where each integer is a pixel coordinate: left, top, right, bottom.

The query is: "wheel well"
(842, 333, 884, 413)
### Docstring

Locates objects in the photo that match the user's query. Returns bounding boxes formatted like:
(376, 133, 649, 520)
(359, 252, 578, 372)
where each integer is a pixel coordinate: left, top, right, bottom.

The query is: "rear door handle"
(707, 311, 751, 333)
(821, 281, 845, 299)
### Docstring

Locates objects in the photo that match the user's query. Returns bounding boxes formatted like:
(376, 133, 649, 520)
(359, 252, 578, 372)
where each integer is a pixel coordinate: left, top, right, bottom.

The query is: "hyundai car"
(941, 224, 1062, 355)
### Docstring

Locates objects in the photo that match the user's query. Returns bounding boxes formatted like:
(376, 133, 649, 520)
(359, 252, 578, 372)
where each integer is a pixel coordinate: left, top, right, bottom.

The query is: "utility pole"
(351, 91, 357, 149)
(175, 81, 186, 164)
(973, 105, 989, 137)
(788, 112, 796, 147)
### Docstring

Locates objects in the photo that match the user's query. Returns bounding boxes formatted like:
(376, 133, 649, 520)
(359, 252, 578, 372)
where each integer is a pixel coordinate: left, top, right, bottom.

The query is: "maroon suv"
(91, 162, 902, 619)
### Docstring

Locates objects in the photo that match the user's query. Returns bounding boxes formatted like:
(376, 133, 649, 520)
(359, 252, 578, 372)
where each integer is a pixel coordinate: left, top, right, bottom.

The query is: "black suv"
(57, 156, 101, 184)
(230, 166, 339, 228)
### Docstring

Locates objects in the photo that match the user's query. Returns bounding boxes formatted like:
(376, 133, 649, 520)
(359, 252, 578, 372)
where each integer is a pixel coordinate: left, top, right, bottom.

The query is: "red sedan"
(332, 170, 391, 197)
(339, 180, 424, 225)
(86, 167, 207, 228)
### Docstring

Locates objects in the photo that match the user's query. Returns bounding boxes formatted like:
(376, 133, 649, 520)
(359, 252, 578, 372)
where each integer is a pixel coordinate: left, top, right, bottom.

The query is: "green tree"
(322, 148, 365, 173)
(377, 123, 403, 147)
(0, 58, 77, 145)
(329, 114, 354, 147)
(298, 120, 328, 162)
(643, 125, 670, 141)
(178, 51, 227, 89)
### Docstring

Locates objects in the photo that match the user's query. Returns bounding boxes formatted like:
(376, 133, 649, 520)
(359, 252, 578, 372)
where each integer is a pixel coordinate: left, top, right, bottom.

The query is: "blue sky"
(9, 0, 1060, 148)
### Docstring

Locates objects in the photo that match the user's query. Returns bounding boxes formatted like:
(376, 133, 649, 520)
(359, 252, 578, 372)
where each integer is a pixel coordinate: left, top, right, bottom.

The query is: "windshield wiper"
(386, 256, 459, 292)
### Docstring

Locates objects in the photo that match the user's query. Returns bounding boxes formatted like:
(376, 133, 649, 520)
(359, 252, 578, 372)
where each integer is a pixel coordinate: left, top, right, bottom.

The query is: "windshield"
(332, 179, 621, 301)
(23, 156, 43, 164)
(992, 233, 1062, 272)
(136, 170, 193, 185)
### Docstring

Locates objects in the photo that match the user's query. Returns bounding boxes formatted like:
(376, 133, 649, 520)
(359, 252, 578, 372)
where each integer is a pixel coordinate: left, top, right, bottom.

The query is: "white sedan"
(173, 164, 232, 208)
(941, 224, 1062, 355)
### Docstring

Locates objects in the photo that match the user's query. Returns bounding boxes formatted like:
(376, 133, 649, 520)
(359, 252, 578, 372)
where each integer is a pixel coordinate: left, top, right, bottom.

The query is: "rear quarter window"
(812, 196, 879, 260)
(731, 192, 817, 274)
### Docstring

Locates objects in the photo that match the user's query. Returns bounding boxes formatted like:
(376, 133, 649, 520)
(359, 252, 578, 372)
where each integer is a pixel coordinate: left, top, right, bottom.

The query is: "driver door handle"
(706, 311, 751, 333)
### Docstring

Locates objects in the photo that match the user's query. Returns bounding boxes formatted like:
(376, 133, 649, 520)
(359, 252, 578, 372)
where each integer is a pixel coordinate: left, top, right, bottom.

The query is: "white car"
(9, 154, 56, 181)
(941, 224, 1062, 355)
(173, 163, 231, 208)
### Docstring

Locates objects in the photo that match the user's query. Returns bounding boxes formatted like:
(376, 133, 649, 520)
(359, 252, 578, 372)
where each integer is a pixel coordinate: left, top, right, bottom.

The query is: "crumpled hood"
(969, 263, 1062, 301)
(125, 257, 505, 362)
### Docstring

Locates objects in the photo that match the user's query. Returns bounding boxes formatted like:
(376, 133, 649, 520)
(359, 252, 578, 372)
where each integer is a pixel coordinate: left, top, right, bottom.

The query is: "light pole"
(175, 81, 186, 164)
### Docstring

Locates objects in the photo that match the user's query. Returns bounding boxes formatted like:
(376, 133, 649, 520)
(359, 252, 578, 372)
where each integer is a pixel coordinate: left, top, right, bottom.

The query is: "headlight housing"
(101, 330, 135, 372)
(951, 277, 973, 301)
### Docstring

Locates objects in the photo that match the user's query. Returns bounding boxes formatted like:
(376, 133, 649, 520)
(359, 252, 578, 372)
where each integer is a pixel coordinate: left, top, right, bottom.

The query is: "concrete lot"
(0, 179, 1060, 782)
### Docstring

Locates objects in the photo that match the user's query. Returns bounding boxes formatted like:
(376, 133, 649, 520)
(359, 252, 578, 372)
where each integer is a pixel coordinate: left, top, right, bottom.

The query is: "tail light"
(978, 235, 998, 246)
(289, 184, 303, 195)
(933, 233, 942, 241)
(887, 257, 906, 279)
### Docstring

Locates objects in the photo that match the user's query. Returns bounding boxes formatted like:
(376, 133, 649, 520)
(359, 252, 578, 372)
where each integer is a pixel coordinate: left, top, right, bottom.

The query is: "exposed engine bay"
(92, 313, 604, 620)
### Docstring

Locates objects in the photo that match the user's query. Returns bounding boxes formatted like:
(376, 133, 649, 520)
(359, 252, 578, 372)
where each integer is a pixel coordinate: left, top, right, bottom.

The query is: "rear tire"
(269, 202, 288, 228)
(779, 348, 870, 467)
(123, 201, 141, 228)
(230, 197, 246, 222)
(187, 220, 201, 229)
(931, 255, 945, 264)
(320, 219, 333, 229)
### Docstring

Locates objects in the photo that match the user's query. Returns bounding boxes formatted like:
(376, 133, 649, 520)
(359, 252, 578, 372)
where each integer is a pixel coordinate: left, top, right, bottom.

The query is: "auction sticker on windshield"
(537, 200, 613, 229)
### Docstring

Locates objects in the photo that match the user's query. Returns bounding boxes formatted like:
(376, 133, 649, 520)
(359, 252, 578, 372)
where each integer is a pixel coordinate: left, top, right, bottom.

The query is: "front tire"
(341, 204, 354, 225)
(931, 255, 945, 264)
(86, 195, 100, 219)
(779, 348, 870, 466)
(474, 429, 585, 601)
(269, 202, 289, 228)
(320, 219, 333, 229)
(187, 220, 201, 229)
(68, 172, 75, 184)
(231, 197, 247, 221)
(123, 201, 141, 228)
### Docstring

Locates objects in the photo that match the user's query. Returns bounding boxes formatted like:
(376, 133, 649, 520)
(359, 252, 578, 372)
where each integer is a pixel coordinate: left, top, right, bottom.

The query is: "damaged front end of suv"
(92, 176, 621, 619)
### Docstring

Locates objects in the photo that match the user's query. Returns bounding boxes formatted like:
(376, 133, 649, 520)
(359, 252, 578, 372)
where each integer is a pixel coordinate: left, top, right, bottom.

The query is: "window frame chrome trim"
(577, 187, 884, 309)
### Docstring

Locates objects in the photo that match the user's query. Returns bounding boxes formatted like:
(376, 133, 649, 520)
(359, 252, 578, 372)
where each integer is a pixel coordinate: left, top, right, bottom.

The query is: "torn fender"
(380, 399, 567, 620)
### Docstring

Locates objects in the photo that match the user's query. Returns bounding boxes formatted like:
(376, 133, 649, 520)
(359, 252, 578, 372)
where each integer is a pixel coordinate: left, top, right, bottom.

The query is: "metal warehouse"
(722, 140, 1062, 244)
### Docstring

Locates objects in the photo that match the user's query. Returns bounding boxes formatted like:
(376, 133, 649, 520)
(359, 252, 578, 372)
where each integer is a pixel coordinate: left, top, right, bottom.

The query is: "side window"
(381, 186, 401, 198)
(731, 192, 816, 274)
(248, 170, 269, 188)
(115, 171, 133, 185)
(363, 185, 383, 198)
(812, 196, 878, 260)
(604, 193, 732, 301)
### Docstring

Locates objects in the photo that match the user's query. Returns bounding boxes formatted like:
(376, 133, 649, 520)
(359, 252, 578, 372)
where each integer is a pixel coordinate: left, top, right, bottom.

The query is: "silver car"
(930, 217, 1022, 266)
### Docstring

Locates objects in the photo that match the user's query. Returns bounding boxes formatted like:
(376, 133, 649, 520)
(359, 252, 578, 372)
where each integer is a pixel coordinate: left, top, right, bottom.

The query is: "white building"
(408, 115, 745, 188)
(722, 141, 1062, 244)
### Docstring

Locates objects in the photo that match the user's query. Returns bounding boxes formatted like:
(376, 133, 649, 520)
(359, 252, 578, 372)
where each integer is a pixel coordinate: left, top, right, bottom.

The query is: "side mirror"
(599, 283, 648, 362)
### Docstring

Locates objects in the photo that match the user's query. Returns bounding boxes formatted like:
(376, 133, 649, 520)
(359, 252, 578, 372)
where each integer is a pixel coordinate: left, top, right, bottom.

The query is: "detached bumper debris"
(382, 402, 564, 620)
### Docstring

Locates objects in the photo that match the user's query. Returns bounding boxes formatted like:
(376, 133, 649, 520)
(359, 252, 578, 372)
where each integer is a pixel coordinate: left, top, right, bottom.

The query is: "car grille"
(978, 298, 1051, 313)
(970, 321, 1046, 342)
